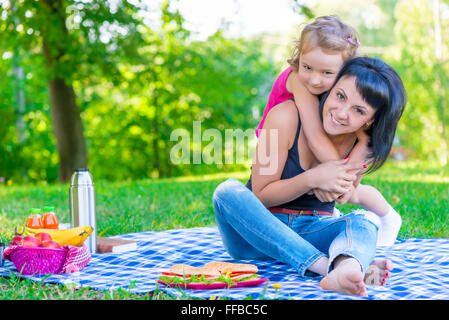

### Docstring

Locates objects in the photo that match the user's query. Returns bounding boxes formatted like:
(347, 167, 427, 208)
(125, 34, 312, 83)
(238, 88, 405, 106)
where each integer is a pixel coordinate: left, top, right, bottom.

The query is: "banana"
(20, 225, 93, 247)
(54, 227, 93, 246)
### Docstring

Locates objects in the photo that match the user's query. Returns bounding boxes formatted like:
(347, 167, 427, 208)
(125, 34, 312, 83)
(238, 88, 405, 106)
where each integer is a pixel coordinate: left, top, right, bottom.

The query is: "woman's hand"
(312, 181, 361, 204)
(307, 159, 361, 195)
(336, 184, 356, 204)
(312, 189, 341, 203)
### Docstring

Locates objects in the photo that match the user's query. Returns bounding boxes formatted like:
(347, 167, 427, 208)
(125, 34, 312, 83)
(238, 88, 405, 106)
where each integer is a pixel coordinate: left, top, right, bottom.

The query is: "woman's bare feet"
(364, 258, 394, 286)
(320, 257, 367, 297)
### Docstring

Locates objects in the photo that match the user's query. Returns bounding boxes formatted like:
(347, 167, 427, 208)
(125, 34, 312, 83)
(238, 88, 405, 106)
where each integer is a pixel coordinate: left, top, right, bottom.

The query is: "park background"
(1, 0, 448, 184)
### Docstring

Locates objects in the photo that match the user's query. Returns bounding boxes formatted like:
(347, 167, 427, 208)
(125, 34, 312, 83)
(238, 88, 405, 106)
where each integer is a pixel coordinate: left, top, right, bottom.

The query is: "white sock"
(376, 205, 402, 246)
(333, 207, 342, 217)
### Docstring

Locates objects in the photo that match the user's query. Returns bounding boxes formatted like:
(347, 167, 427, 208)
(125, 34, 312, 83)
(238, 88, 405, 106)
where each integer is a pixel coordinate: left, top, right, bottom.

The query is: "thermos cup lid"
(71, 168, 94, 186)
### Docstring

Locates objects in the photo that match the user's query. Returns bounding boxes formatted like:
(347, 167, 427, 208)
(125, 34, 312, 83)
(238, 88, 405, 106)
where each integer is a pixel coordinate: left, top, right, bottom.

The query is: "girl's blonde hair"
(287, 15, 360, 71)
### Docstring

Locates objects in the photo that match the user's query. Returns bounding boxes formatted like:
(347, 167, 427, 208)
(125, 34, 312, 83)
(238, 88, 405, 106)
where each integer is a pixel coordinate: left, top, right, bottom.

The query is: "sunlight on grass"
(171, 160, 449, 184)
(363, 160, 449, 183)
(0, 159, 447, 239)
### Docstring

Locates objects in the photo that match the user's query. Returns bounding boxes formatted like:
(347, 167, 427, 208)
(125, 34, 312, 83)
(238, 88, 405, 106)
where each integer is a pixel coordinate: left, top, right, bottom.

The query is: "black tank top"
(246, 106, 335, 212)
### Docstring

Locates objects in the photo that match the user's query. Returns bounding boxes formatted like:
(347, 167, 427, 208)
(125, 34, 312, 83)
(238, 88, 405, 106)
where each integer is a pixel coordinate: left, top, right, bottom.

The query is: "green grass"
(0, 160, 448, 299)
(344, 160, 449, 238)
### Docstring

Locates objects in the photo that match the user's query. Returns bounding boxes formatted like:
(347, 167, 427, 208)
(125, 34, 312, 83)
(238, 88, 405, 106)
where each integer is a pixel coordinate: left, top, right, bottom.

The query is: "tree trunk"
(11, 3, 26, 145)
(41, 0, 87, 182)
(47, 77, 87, 182)
(152, 94, 161, 178)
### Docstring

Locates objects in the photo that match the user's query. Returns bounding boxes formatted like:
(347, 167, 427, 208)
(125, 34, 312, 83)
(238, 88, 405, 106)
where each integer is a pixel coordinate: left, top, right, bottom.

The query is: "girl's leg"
(213, 178, 327, 276)
(352, 184, 402, 246)
(365, 258, 394, 286)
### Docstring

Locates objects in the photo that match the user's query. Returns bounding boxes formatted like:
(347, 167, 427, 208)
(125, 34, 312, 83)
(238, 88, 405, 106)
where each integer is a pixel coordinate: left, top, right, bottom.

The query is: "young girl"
(255, 16, 401, 246)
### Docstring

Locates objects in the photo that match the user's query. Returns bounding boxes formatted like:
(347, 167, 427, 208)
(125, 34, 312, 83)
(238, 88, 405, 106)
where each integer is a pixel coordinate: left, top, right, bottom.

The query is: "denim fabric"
(213, 178, 378, 277)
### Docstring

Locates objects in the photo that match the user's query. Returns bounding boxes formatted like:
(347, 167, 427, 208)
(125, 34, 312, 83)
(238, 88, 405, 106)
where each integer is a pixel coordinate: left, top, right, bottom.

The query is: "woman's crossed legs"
(213, 178, 393, 296)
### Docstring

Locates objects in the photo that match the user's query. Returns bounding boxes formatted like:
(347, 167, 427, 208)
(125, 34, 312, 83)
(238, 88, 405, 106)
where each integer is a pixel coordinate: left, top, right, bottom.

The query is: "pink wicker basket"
(9, 246, 69, 275)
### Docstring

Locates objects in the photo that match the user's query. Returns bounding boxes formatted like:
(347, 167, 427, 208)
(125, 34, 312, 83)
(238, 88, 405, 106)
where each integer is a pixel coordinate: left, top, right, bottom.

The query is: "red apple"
(35, 232, 52, 242)
(10, 236, 24, 246)
(40, 240, 61, 249)
(22, 236, 41, 247)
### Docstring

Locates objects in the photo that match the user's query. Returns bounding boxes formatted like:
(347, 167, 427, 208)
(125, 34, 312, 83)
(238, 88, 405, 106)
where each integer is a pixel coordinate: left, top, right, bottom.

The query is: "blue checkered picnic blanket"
(1, 226, 449, 300)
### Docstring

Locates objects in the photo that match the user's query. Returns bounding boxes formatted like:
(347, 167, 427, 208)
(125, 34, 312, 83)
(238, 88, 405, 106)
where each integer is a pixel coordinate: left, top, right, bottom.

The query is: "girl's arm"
(345, 184, 390, 216)
(287, 71, 340, 162)
(347, 128, 373, 188)
(251, 100, 360, 208)
(348, 127, 372, 166)
(287, 71, 370, 202)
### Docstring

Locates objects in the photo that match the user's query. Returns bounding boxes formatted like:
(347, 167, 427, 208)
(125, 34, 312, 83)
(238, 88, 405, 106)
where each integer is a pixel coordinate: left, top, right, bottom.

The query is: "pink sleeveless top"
(255, 67, 294, 137)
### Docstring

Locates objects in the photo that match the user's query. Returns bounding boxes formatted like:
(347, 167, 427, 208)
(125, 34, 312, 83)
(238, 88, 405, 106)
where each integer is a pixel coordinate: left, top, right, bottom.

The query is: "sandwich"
(203, 262, 258, 281)
(157, 261, 267, 289)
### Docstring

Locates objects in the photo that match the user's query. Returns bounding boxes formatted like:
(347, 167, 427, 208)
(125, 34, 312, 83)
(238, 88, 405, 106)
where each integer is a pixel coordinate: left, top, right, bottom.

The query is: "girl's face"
(298, 46, 344, 95)
(322, 76, 376, 137)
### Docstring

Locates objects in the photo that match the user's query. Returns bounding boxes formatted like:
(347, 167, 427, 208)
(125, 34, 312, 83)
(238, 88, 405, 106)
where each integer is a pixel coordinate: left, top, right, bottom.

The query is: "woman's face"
(298, 46, 344, 95)
(322, 75, 376, 137)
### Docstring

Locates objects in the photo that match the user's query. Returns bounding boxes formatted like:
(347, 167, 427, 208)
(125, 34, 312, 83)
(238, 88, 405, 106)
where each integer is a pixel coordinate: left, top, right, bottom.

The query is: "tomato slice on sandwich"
(230, 271, 256, 277)
(161, 272, 184, 277)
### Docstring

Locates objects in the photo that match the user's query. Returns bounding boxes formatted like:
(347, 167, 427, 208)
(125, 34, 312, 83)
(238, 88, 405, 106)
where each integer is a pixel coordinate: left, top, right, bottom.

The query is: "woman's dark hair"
(319, 56, 406, 172)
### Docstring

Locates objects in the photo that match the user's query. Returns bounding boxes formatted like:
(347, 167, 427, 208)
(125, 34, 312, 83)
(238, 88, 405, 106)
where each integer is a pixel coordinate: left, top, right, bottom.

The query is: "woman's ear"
(364, 120, 373, 129)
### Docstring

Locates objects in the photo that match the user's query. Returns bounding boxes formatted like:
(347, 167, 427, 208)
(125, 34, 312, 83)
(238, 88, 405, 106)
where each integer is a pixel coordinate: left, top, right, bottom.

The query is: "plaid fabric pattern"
(61, 244, 91, 273)
(1, 226, 449, 300)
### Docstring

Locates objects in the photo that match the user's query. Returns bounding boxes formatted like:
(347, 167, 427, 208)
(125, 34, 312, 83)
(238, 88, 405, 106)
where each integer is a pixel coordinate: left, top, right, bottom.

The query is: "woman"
(213, 57, 406, 297)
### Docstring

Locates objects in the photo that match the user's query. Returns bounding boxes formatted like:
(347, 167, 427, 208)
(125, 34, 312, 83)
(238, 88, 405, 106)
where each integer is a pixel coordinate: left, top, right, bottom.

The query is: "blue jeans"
(213, 178, 378, 277)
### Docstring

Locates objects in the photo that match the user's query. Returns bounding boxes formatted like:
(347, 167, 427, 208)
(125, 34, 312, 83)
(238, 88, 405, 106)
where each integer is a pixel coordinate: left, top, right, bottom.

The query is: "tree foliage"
(385, 0, 449, 163)
(305, 0, 449, 164)
(0, 0, 447, 184)
(0, 0, 276, 182)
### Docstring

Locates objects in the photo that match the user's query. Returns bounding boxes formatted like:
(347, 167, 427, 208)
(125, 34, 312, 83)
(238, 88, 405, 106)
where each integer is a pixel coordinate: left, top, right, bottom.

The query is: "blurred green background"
(0, 0, 448, 184)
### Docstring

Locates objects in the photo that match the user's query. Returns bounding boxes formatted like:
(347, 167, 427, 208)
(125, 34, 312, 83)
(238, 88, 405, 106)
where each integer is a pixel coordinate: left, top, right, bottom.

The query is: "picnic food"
(40, 240, 61, 249)
(10, 233, 60, 249)
(22, 236, 41, 247)
(41, 207, 59, 229)
(35, 232, 52, 242)
(17, 225, 93, 247)
(203, 262, 259, 280)
(26, 208, 44, 229)
(4, 237, 90, 275)
(25, 207, 59, 229)
(158, 262, 265, 287)
(10, 236, 24, 246)
(6, 221, 92, 275)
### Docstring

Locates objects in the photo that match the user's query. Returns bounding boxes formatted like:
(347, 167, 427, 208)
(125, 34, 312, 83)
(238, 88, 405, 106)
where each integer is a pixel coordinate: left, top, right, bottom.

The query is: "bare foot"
(364, 258, 394, 286)
(320, 258, 367, 297)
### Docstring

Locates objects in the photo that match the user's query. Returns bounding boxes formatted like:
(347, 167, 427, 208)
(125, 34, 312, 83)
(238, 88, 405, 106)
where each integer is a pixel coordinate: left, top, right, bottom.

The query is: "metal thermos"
(70, 168, 97, 253)
(0, 242, 4, 267)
